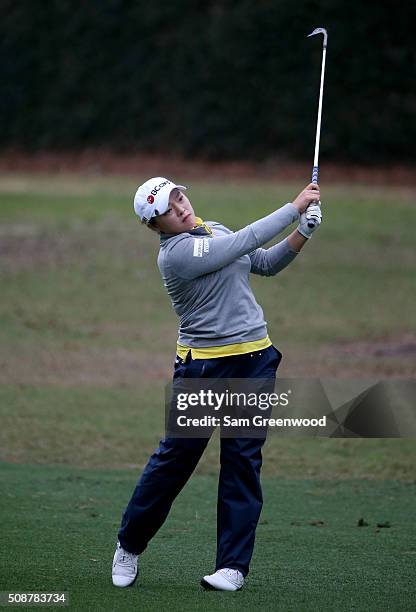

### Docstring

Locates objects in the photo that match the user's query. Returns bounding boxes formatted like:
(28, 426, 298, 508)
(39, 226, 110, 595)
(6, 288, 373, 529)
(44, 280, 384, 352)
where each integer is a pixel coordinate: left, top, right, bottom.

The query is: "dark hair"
(145, 217, 159, 232)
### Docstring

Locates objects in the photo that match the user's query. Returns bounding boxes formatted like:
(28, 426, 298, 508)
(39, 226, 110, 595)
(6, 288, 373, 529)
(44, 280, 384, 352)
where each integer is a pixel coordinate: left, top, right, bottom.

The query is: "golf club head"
(307, 27, 328, 47)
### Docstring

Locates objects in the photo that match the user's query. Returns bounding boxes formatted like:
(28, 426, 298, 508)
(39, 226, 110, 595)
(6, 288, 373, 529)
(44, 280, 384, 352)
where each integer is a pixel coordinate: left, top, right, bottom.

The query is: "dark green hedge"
(1, 0, 415, 163)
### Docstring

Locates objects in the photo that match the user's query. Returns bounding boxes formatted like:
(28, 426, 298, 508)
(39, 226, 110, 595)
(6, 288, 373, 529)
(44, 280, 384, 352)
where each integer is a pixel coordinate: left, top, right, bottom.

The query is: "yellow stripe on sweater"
(176, 336, 272, 360)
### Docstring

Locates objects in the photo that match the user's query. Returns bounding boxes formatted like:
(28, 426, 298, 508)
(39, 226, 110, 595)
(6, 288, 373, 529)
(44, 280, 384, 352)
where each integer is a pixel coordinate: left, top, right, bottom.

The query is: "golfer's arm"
(287, 229, 308, 252)
(249, 238, 299, 276)
(168, 203, 300, 280)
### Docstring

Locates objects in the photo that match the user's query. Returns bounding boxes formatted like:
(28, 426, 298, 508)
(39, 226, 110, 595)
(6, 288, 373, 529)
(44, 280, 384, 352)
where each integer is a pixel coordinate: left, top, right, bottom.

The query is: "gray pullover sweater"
(157, 203, 300, 347)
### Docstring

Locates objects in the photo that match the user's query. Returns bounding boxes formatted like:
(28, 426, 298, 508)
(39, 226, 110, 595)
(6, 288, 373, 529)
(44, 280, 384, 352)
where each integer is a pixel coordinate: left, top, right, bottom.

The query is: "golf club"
(307, 27, 328, 228)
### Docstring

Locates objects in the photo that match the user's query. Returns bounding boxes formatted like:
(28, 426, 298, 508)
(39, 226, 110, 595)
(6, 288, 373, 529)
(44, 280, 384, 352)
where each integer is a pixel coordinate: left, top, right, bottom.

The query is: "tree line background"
(1, 0, 415, 164)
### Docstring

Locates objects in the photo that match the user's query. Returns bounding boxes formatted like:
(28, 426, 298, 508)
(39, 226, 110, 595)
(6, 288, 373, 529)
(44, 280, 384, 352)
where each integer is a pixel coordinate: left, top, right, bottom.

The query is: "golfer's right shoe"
(201, 568, 244, 591)
(112, 542, 139, 587)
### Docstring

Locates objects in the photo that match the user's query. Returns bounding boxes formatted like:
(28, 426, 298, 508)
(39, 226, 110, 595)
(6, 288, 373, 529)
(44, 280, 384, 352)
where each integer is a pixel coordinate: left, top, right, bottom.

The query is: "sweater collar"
(159, 217, 212, 242)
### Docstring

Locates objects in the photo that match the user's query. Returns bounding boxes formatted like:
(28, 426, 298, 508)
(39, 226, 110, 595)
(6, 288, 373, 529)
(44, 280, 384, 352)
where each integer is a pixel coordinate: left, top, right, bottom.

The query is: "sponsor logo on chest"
(193, 238, 210, 257)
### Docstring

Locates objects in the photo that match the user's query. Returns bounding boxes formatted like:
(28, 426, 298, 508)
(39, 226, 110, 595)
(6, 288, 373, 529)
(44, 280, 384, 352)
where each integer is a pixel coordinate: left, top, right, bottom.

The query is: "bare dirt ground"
(279, 335, 416, 379)
(0, 149, 415, 185)
(2, 334, 415, 388)
(0, 347, 172, 387)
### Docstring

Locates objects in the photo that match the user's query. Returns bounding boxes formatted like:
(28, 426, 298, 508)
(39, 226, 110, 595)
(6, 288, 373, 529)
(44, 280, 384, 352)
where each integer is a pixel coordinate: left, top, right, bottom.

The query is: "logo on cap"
(147, 195, 155, 204)
(150, 180, 170, 196)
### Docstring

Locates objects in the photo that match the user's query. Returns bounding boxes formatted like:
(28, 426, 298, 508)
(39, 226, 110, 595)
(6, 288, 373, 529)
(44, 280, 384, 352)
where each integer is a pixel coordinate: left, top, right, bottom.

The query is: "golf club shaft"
(307, 28, 327, 228)
(312, 45, 327, 184)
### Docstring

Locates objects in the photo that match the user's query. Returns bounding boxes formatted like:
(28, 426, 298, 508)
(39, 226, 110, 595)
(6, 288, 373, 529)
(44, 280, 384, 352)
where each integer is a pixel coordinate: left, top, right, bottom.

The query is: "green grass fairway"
(1, 463, 415, 612)
(0, 173, 415, 610)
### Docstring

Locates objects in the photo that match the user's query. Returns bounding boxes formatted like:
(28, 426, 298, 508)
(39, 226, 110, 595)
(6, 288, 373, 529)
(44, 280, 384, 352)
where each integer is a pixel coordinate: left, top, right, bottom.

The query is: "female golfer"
(112, 177, 322, 591)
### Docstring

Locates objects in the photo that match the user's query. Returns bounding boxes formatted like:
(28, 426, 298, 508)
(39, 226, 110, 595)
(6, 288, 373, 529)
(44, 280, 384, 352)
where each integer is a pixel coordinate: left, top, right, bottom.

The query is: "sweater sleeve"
(166, 203, 299, 280)
(249, 238, 299, 276)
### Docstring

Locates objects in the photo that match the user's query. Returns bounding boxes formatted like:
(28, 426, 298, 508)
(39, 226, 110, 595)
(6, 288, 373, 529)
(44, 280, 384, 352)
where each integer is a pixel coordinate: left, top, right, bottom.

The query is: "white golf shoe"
(112, 542, 139, 587)
(201, 568, 244, 591)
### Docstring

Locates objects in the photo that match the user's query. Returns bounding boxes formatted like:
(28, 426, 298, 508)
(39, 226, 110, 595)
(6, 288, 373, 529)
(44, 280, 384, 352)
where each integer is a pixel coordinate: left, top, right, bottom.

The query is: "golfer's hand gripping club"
(292, 183, 320, 212)
(292, 183, 322, 238)
(298, 202, 322, 238)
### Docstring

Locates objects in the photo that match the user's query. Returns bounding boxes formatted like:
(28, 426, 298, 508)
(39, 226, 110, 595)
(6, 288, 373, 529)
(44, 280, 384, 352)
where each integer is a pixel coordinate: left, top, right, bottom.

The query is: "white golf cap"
(133, 177, 187, 224)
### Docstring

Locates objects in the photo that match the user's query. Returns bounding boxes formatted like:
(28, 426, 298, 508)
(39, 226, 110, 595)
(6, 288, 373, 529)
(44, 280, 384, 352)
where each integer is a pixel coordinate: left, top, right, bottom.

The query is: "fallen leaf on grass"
(290, 520, 325, 526)
(376, 521, 391, 528)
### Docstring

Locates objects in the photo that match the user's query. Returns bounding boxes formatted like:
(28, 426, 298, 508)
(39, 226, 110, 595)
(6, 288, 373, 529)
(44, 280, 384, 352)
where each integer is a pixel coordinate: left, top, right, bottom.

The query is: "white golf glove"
(297, 202, 322, 238)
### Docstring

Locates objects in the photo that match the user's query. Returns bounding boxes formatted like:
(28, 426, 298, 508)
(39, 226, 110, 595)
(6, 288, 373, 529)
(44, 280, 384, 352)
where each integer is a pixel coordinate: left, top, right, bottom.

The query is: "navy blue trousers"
(118, 344, 281, 577)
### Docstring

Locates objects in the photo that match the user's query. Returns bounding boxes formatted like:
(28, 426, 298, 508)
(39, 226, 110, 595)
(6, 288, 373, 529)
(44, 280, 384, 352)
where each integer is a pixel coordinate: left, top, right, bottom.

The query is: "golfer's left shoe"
(201, 568, 244, 591)
(112, 542, 139, 587)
